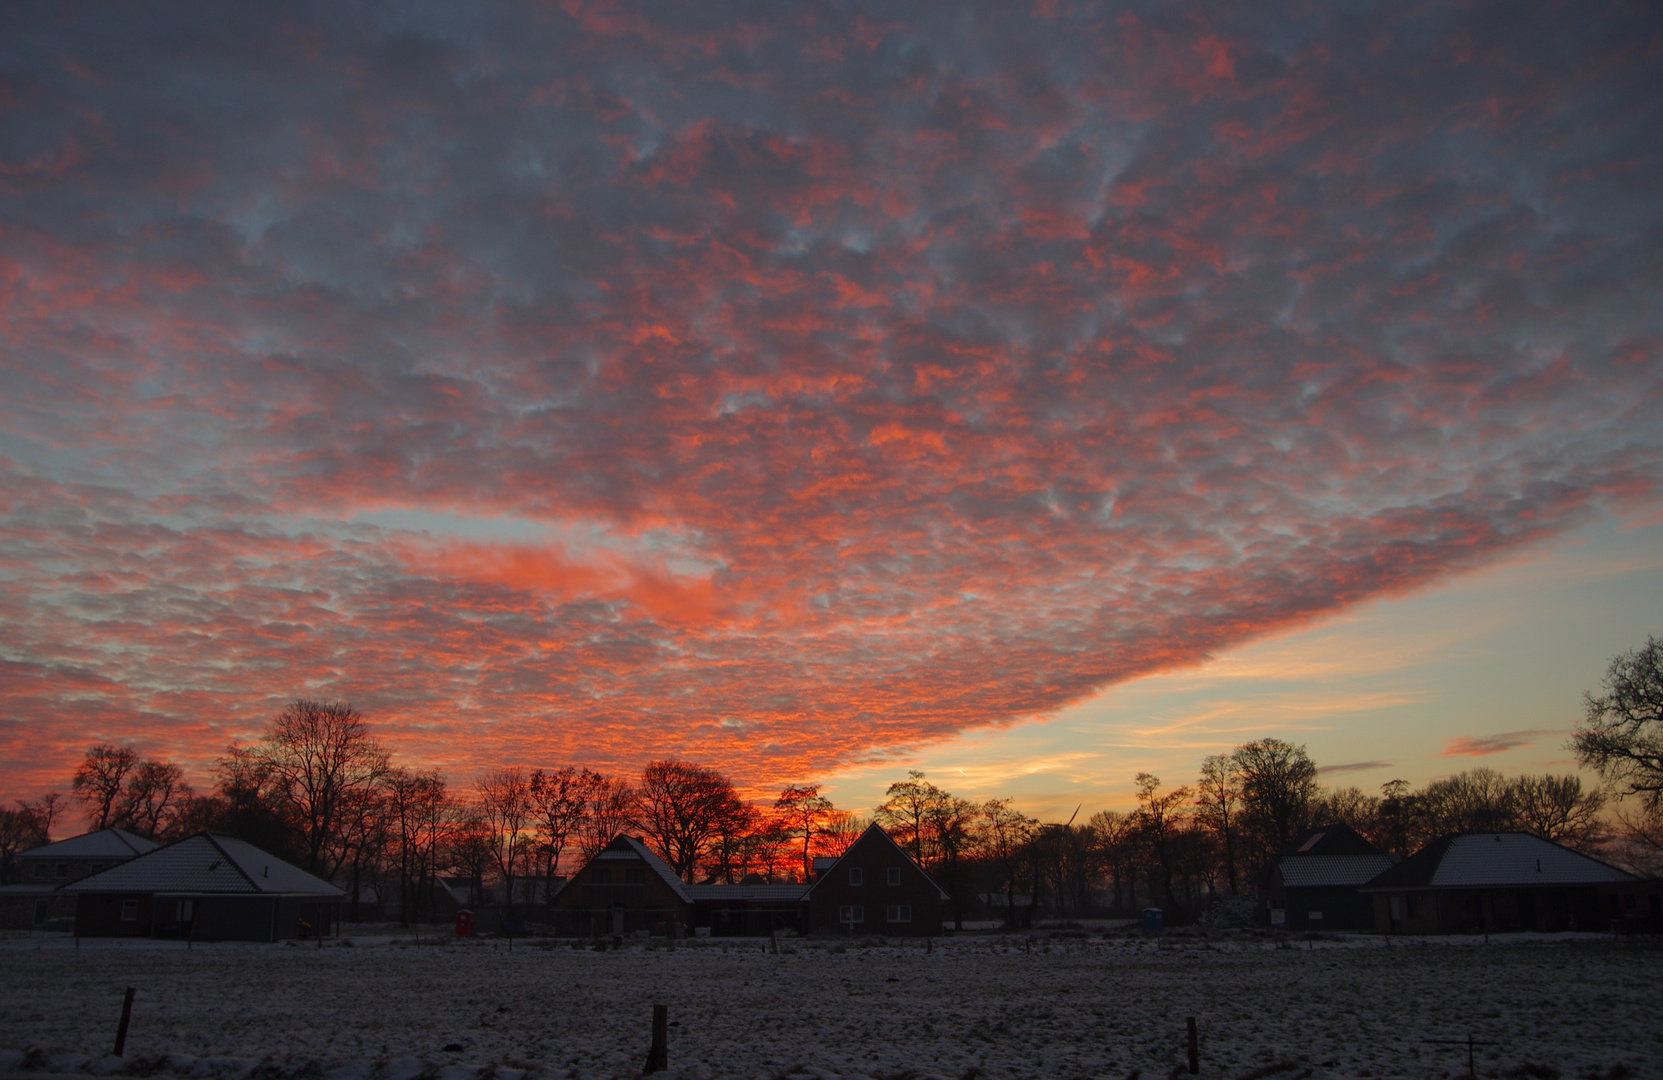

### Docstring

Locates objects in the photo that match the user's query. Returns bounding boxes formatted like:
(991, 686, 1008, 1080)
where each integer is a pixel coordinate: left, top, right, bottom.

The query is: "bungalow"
(1261, 823, 1399, 931)
(802, 823, 947, 936)
(66, 833, 343, 941)
(1361, 832, 1657, 934)
(0, 829, 159, 930)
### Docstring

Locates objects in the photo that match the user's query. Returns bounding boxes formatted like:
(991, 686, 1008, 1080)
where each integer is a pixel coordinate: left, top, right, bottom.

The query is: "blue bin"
(1141, 907, 1164, 934)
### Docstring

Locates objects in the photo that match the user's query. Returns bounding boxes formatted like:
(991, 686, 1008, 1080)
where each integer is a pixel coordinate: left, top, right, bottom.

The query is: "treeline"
(0, 699, 1619, 927)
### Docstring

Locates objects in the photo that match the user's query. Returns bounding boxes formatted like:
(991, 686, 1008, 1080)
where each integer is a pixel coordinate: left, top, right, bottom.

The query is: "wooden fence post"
(113, 987, 136, 1057)
(643, 1003, 668, 1074)
(1186, 1016, 1198, 1075)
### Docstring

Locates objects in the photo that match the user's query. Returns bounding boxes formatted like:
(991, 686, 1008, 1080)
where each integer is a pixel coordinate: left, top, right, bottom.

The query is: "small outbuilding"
(1361, 832, 1656, 934)
(1262, 823, 1399, 931)
(66, 833, 343, 941)
(802, 823, 947, 936)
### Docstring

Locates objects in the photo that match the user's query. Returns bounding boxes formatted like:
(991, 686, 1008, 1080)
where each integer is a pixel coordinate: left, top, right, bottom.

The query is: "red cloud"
(0, 1, 1659, 802)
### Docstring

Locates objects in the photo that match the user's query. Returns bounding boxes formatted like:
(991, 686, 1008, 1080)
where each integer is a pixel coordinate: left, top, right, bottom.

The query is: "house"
(0, 829, 159, 930)
(65, 833, 343, 941)
(1360, 832, 1658, 934)
(547, 836, 804, 937)
(1261, 824, 1399, 931)
(802, 823, 947, 936)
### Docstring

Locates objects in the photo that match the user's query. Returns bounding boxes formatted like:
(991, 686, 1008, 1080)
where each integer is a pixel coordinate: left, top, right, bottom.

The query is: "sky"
(2, 2, 1660, 818)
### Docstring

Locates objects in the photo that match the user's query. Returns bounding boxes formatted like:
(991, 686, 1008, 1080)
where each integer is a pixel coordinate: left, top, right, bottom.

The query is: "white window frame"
(848, 867, 863, 886)
(120, 899, 139, 922)
(839, 904, 864, 924)
(887, 904, 911, 923)
(887, 867, 901, 886)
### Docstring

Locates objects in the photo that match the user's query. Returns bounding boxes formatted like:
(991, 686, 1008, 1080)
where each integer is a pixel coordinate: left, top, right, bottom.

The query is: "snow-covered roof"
(1363, 833, 1637, 891)
(1277, 853, 1398, 888)
(19, 829, 158, 860)
(65, 834, 344, 897)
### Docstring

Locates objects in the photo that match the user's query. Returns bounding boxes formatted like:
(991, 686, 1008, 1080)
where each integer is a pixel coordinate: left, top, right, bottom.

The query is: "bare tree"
(528, 766, 599, 908)
(1572, 635, 1663, 808)
(0, 800, 54, 883)
(775, 783, 835, 881)
(1194, 754, 1243, 894)
(118, 760, 192, 839)
(1088, 809, 1137, 912)
(928, 794, 982, 930)
(980, 798, 1036, 929)
(578, 774, 635, 862)
(477, 767, 532, 911)
(1510, 774, 1605, 849)
(72, 744, 140, 830)
(252, 699, 389, 876)
(874, 770, 947, 867)
(1232, 738, 1318, 860)
(632, 759, 743, 880)
(1133, 772, 1192, 913)
(1419, 768, 1517, 835)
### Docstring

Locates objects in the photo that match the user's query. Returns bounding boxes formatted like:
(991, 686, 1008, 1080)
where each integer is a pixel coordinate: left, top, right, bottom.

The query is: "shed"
(1360, 832, 1658, 933)
(802, 823, 946, 936)
(1262, 824, 1398, 931)
(66, 833, 343, 941)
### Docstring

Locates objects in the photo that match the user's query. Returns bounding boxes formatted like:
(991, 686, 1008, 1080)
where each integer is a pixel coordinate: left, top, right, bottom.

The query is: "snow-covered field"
(0, 930, 1653, 1080)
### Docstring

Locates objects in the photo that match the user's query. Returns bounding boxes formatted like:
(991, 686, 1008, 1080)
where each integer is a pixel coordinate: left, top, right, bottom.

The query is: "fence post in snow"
(1186, 1016, 1198, 1075)
(644, 1003, 668, 1074)
(113, 987, 135, 1057)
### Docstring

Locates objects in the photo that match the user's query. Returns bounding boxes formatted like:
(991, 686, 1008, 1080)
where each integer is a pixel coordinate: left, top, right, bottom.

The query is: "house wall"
(549, 854, 690, 936)
(1280, 886, 1376, 931)
(805, 832, 943, 936)
(74, 893, 338, 941)
(18, 855, 132, 887)
(0, 889, 76, 930)
(1373, 885, 1609, 933)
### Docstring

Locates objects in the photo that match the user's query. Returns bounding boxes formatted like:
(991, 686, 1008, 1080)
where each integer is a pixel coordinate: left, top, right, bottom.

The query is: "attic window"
(55, 863, 68, 878)
(32, 864, 47, 879)
(1296, 832, 1326, 853)
(625, 868, 645, 885)
(887, 868, 901, 886)
(848, 868, 863, 886)
(120, 899, 139, 921)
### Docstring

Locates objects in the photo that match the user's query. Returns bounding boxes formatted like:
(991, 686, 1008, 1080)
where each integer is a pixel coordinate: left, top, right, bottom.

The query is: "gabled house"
(0, 828, 160, 930)
(547, 835, 811, 937)
(802, 823, 946, 936)
(66, 833, 343, 941)
(1360, 832, 1657, 934)
(1262, 823, 1399, 931)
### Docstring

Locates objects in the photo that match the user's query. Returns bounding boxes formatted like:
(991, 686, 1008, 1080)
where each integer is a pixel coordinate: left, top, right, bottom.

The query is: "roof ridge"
(203, 833, 262, 890)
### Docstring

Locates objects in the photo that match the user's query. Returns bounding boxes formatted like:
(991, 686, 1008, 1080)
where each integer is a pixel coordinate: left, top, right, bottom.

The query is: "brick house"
(801, 823, 946, 936)
(549, 835, 808, 937)
(0, 829, 159, 930)
(1261, 823, 1399, 931)
(1360, 832, 1657, 933)
(66, 833, 343, 941)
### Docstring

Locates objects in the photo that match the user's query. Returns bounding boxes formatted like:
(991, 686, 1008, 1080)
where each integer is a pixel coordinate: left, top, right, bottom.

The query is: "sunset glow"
(2, 3, 1660, 807)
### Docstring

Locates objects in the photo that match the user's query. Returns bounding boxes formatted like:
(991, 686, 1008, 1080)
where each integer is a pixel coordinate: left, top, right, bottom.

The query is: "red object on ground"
(455, 910, 474, 938)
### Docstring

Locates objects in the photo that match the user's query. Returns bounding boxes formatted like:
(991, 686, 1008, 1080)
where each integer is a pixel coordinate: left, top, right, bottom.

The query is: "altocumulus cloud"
(0, 2, 1660, 790)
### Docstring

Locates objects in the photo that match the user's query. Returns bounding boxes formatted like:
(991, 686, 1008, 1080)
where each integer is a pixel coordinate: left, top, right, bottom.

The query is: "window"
(886, 905, 911, 923)
(55, 863, 69, 879)
(120, 900, 139, 922)
(176, 899, 194, 921)
(32, 863, 47, 879)
(625, 868, 645, 885)
(838, 905, 864, 924)
(848, 868, 863, 886)
(592, 868, 612, 884)
(887, 867, 901, 886)
(1405, 897, 1418, 918)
